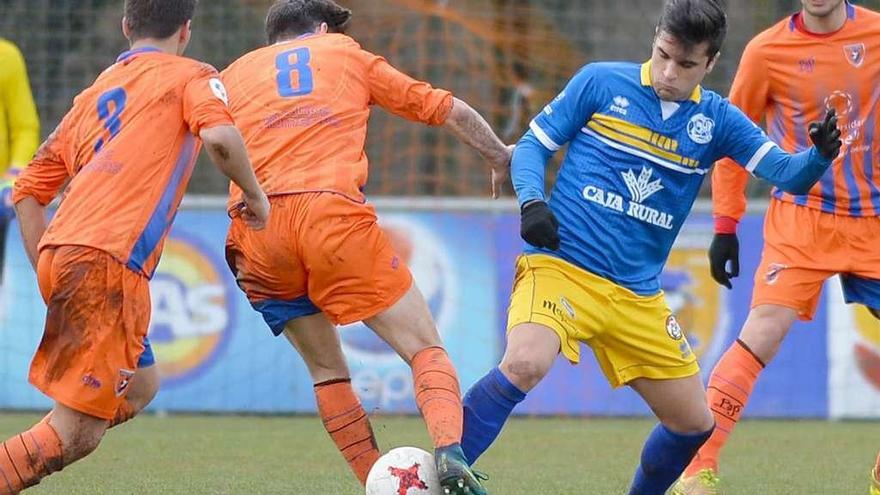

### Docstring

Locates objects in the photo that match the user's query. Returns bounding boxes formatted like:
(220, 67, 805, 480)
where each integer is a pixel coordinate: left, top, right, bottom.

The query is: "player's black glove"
(520, 200, 560, 250)
(708, 233, 739, 289)
(808, 108, 842, 161)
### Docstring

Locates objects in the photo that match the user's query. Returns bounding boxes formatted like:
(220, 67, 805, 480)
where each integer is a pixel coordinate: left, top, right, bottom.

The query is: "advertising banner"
(0, 203, 844, 418)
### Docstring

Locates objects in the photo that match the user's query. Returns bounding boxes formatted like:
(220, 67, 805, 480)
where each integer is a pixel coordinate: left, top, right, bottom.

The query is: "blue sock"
(628, 423, 714, 495)
(460, 367, 526, 465)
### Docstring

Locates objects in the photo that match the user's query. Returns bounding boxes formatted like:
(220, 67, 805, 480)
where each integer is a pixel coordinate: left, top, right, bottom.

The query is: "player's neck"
(129, 38, 180, 56)
(800, 7, 848, 34)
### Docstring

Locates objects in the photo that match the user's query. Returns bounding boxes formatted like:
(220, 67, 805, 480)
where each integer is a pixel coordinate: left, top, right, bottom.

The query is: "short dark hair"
(656, 0, 727, 59)
(124, 0, 198, 40)
(266, 0, 352, 44)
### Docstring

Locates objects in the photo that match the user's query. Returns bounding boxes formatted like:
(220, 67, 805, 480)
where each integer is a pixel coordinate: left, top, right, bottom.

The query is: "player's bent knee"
(500, 357, 550, 392)
(127, 366, 160, 412)
(739, 307, 794, 363)
(662, 406, 715, 435)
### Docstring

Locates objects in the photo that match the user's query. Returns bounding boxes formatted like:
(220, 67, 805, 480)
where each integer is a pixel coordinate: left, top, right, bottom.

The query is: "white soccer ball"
(365, 446, 441, 495)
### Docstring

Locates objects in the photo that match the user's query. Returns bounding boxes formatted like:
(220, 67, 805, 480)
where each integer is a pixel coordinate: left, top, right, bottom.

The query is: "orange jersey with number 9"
(13, 48, 233, 277)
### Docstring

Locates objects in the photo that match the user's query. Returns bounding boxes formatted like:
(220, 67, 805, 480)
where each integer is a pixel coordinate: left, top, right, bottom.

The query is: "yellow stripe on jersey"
(586, 116, 700, 169)
(592, 113, 679, 152)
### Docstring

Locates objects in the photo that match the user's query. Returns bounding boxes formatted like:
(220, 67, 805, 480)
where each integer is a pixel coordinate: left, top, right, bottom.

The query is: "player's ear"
(706, 52, 720, 73)
(317, 22, 329, 34)
(121, 17, 131, 42)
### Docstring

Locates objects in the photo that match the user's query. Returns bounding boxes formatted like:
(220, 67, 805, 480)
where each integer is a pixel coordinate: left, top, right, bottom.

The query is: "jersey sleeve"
(364, 51, 453, 126)
(182, 63, 234, 135)
(711, 41, 770, 227)
(528, 64, 601, 152)
(12, 118, 71, 206)
(0, 41, 40, 170)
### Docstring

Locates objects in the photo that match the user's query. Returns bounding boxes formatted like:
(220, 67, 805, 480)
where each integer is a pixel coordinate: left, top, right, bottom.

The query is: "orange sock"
(108, 400, 137, 428)
(0, 422, 64, 494)
(315, 379, 380, 486)
(411, 346, 463, 449)
(685, 339, 764, 476)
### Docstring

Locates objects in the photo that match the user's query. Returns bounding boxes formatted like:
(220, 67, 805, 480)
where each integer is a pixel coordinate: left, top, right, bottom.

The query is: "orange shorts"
(225, 192, 412, 333)
(753, 199, 880, 320)
(31, 246, 151, 420)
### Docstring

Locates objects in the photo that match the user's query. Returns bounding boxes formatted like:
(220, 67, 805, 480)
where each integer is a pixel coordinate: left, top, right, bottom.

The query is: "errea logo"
(610, 95, 629, 115)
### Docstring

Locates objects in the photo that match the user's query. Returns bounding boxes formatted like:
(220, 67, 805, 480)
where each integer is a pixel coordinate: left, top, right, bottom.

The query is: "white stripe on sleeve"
(529, 120, 561, 151)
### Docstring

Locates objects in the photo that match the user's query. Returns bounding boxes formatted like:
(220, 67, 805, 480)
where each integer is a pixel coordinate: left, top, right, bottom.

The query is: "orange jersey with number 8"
(221, 33, 453, 207)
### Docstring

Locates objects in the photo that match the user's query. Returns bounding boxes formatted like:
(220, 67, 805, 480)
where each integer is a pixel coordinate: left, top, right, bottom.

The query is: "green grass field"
(0, 413, 874, 494)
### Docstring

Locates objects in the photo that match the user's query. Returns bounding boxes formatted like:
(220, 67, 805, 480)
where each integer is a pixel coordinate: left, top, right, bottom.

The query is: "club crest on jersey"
(765, 263, 788, 285)
(687, 113, 714, 144)
(115, 368, 135, 397)
(844, 43, 866, 68)
(666, 315, 683, 340)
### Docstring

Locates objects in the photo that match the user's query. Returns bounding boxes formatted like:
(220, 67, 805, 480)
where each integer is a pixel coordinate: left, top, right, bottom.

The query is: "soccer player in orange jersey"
(4, 1, 269, 492)
(674, 1, 880, 494)
(221, 2, 510, 493)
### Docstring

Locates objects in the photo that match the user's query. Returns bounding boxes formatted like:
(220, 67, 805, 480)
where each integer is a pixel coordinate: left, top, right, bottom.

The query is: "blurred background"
(5, 0, 879, 197)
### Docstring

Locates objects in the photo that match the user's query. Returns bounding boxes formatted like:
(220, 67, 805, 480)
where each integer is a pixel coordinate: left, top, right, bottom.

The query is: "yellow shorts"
(507, 254, 700, 388)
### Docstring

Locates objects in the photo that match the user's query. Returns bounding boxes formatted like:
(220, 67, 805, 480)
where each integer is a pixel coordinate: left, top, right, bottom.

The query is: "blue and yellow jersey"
(0, 38, 39, 175)
(512, 61, 831, 295)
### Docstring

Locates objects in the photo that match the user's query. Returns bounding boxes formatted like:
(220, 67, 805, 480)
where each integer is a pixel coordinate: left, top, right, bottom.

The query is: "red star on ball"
(389, 463, 429, 495)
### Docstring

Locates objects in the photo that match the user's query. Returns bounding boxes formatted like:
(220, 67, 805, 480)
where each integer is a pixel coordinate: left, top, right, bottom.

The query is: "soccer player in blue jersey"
(459, 0, 842, 494)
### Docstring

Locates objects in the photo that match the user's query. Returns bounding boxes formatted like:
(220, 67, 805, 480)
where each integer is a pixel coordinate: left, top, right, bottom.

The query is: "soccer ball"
(365, 446, 441, 495)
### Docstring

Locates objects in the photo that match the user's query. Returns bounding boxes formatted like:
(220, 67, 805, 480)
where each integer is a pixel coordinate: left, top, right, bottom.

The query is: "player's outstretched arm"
(510, 131, 559, 250)
(441, 98, 512, 198)
(750, 109, 841, 195)
(200, 125, 270, 229)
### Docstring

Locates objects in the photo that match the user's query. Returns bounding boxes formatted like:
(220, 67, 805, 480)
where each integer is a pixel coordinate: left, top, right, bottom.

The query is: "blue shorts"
(137, 337, 155, 368)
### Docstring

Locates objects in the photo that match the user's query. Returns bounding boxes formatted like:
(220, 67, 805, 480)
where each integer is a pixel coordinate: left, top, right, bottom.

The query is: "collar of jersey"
(640, 61, 702, 104)
(117, 46, 162, 63)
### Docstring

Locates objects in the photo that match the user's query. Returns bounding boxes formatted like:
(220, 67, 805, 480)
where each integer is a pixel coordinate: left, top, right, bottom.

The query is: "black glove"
(709, 233, 739, 289)
(520, 201, 560, 250)
(808, 108, 842, 161)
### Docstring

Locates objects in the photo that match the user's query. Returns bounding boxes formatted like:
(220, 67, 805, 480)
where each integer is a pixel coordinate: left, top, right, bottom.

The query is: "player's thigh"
(753, 200, 838, 320)
(629, 374, 713, 434)
(226, 204, 311, 336)
(283, 312, 350, 382)
(301, 193, 413, 326)
(738, 304, 799, 364)
(597, 290, 699, 388)
(499, 322, 561, 392)
(125, 363, 159, 411)
(31, 246, 150, 421)
(363, 283, 442, 363)
(506, 254, 608, 366)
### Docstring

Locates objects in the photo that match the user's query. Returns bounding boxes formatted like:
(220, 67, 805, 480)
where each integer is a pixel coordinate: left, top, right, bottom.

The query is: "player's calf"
(628, 375, 715, 495)
(461, 323, 557, 465)
(0, 403, 109, 494)
(315, 379, 380, 486)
